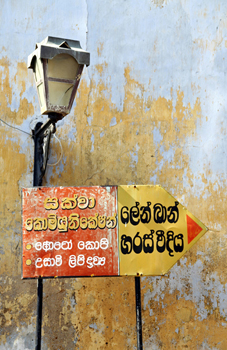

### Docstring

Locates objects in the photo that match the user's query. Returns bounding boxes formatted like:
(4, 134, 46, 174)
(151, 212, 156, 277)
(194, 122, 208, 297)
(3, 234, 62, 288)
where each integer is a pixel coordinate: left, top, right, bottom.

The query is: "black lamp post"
(27, 36, 90, 350)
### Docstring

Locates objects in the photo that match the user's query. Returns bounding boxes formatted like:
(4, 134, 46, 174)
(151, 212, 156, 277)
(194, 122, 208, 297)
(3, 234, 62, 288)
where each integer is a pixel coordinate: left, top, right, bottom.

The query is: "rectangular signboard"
(22, 186, 118, 278)
(22, 185, 208, 278)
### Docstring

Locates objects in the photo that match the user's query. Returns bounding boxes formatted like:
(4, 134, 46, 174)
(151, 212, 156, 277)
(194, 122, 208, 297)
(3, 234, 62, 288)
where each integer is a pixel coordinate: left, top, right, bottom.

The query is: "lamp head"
(28, 36, 90, 120)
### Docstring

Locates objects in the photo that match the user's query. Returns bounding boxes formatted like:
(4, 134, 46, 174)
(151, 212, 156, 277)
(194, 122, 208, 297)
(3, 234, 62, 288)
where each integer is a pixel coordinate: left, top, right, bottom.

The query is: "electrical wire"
(0, 117, 63, 167)
(47, 133, 63, 166)
(0, 117, 32, 136)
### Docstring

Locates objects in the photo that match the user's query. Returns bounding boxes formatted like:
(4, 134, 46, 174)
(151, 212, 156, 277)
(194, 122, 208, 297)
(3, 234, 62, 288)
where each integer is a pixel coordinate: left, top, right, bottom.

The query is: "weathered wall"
(0, 0, 226, 349)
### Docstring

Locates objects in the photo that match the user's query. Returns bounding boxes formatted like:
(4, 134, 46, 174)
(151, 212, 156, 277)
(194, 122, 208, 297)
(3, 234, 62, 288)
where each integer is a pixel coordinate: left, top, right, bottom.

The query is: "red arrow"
(187, 215, 203, 244)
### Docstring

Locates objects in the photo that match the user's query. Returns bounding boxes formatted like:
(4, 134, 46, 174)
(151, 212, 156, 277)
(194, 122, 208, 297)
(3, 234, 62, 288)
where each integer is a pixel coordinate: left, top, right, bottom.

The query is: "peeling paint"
(1, 0, 227, 349)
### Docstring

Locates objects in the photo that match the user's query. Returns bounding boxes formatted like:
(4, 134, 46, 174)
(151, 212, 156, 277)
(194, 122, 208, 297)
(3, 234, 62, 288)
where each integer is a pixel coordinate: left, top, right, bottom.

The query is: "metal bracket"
(32, 118, 56, 187)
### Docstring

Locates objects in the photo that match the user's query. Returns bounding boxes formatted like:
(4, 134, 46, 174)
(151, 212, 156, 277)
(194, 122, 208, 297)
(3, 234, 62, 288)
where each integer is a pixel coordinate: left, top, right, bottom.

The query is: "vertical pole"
(35, 278, 43, 350)
(33, 123, 49, 350)
(33, 122, 44, 350)
(135, 276, 143, 350)
(32, 119, 55, 350)
(33, 122, 43, 187)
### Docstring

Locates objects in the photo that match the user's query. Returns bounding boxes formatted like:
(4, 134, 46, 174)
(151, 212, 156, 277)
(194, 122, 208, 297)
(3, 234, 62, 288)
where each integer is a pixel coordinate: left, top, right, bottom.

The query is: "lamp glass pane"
(48, 81, 74, 106)
(34, 58, 43, 83)
(48, 54, 79, 80)
(37, 83, 45, 108)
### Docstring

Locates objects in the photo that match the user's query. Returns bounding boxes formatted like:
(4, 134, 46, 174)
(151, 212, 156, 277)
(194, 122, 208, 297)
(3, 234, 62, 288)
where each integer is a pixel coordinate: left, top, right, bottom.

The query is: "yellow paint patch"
(142, 289, 227, 350)
(0, 57, 226, 350)
(0, 58, 34, 125)
(97, 42, 104, 57)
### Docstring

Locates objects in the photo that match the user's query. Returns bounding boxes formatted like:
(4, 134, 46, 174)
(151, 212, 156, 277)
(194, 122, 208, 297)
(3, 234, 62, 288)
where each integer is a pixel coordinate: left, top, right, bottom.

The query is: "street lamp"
(28, 36, 90, 187)
(27, 36, 90, 350)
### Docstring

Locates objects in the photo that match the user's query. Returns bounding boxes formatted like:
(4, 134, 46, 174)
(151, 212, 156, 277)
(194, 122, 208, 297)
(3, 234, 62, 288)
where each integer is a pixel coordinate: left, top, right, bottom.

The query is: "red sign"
(22, 187, 118, 278)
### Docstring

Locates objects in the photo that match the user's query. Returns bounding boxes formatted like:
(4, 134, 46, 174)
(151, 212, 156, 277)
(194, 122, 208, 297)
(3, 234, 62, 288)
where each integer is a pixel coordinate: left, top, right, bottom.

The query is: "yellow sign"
(118, 185, 208, 276)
